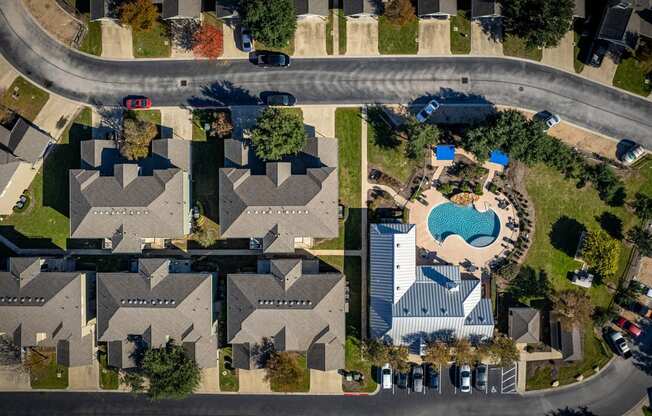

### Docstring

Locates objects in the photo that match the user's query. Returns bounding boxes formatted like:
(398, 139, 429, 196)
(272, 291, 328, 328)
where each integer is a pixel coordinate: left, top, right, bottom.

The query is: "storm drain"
(179, 80, 188, 87)
(461, 77, 469, 84)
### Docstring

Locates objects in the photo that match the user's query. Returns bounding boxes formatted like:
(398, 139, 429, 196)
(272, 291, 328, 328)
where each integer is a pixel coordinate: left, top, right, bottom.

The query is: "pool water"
(427, 202, 500, 248)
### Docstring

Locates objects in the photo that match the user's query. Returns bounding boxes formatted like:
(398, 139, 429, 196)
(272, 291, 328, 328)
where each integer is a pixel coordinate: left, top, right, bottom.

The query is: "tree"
(361, 338, 389, 366)
(120, 117, 157, 160)
(387, 345, 410, 373)
(251, 107, 306, 161)
(193, 24, 224, 59)
(581, 229, 620, 280)
(423, 341, 451, 368)
(590, 163, 626, 206)
(240, 0, 297, 49)
(192, 220, 218, 248)
(141, 341, 201, 400)
(405, 120, 440, 160)
(119, 0, 159, 32)
(264, 351, 302, 387)
(627, 225, 652, 257)
(551, 289, 594, 331)
(633, 192, 652, 221)
(485, 336, 519, 367)
(384, 0, 416, 25)
(500, 0, 574, 48)
(452, 338, 477, 365)
(209, 112, 233, 138)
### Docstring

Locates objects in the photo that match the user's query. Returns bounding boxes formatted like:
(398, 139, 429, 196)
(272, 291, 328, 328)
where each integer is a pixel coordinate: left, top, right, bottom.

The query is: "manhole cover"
(180, 80, 188, 87)
(518, 86, 524, 92)
(461, 77, 469, 84)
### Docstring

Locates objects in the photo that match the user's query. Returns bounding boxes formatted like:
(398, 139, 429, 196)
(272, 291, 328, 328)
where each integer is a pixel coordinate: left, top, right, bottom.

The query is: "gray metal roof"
(295, 0, 329, 16)
(97, 259, 216, 369)
(0, 258, 92, 367)
(227, 259, 345, 371)
(508, 307, 540, 343)
(471, 0, 501, 18)
(0, 119, 51, 164)
(418, 0, 458, 17)
(343, 0, 379, 16)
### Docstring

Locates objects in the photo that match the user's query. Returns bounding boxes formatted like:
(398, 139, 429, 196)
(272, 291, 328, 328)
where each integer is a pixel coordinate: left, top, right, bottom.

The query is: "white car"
(544, 113, 561, 129)
(381, 363, 393, 389)
(621, 144, 645, 166)
(609, 331, 632, 359)
(415, 99, 440, 123)
(459, 364, 471, 393)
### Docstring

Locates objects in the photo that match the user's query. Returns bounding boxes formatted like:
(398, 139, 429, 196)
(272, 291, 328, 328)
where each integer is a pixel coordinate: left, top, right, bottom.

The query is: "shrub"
(251, 108, 306, 161)
(193, 24, 224, 59)
(439, 182, 454, 196)
(120, 117, 157, 160)
(119, 0, 159, 32)
(384, 0, 416, 25)
(240, 0, 296, 49)
(473, 182, 484, 195)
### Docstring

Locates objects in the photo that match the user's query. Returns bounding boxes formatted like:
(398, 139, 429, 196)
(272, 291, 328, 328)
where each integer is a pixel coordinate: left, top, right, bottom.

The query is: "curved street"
(1, 0, 652, 414)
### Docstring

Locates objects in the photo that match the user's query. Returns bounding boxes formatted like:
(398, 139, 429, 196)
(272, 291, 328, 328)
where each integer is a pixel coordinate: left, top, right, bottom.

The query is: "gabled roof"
(471, 0, 501, 18)
(0, 258, 91, 367)
(295, 0, 329, 16)
(574, 0, 586, 18)
(343, 0, 379, 16)
(636, 1, 652, 38)
(508, 307, 540, 344)
(596, 0, 638, 49)
(227, 259, 345, 371)
(418, 0, 458, 17)
(0, 119, 51, 164)
(550, 311, 583, 362)
(89, 0, 109, 20)
(158, 0, 202, 19)
(97, 259, 216, 368)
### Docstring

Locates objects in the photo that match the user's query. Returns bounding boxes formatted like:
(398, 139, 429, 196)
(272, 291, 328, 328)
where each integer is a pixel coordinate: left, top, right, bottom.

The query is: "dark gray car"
(412, 365, 424, 393)
(476, 365, 488, 390)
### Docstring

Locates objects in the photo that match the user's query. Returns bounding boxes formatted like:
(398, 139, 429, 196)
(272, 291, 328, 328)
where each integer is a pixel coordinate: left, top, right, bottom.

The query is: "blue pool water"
(427, 202, 500, 248)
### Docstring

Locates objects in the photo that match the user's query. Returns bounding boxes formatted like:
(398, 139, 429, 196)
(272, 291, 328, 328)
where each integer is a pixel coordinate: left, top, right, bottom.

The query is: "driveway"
(221, 22, 249, 59)
(68, 364, 99, 390)
(100, 21, 133, 59)
(542, 31, 574, 72)
(0, 54, 16, 90)
(294, 17, 327, 57)
(301, 105, 335, 137)
(160, 107, 193, 140)
(418, 19, 451, 55)
(580, 55, 618, 85)
(196, 368, 219, 393)
(346, 18, 379, 56)
(32, 96, 80, 138)
(309, 370, 342, 394)
(0, 367, 29, 390)
(470, 19, 503, 56)
(238, 369, 271, 393)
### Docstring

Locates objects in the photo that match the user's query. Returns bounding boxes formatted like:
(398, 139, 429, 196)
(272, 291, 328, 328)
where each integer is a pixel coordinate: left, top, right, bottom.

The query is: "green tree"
(387, 345, 410, 373)
(264, 351, 302, 387)
(405, 120, 440, 160)
(423, 341, 451, 368)
(500, 0, 574, 48)
(361, 338, 389, 366)
(142, 341, 201, 400)
(590, 163, 626, 206)
(251, 107, 306, 161)
(581, 229, 620, 280)
(119, 0, 159, 32)
(452, 338, 477, 365)
(384, 0, 416, 25)
(633, 193, 652, 221)
(121, 117, 157, 160)
(240, 0, 296, 49)
(551, 289, 594, 331)
(627, 225, 652, 257)
(485, 336, 519, 367)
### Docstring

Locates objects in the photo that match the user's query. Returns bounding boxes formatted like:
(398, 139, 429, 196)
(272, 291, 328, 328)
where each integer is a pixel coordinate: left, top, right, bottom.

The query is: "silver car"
(412, 365, 424, 393)
(241, 29, 253, 53)
(621, 144, 645, 165)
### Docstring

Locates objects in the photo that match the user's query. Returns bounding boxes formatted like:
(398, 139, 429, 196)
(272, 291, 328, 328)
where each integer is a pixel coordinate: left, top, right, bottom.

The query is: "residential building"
(0, 118, 52, 215)
(574, 0, 586, 19)
(417, 0, 458, 19)
(216, 0, 239, 19)
(635, 0, 652, 39)
(69, 138, 191, 253)
(508, 307, 540, 344)
(90, 0, 202, 21)
(549, 311, 583, 361)
(96, 258, 217, 369)
(471, 0, 501, 19)
(343, 0, 379, 17)
(369, 223, 494, 349)
(227, 258, 345, 371)
(219, 137, 338, 253)
(595, 0, 639, 51)
(295, 0, 329, 18)
(0, 258, 93, 367)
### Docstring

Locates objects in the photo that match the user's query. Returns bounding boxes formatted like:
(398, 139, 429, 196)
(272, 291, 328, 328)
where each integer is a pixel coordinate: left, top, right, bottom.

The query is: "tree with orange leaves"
(192, 24, 224, 59)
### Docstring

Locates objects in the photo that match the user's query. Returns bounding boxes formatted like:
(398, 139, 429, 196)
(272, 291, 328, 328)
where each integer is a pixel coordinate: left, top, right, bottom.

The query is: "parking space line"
(439, 364, 442, 395)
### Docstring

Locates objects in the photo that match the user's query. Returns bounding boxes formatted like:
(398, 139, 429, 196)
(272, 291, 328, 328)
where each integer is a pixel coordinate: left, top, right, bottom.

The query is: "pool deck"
(408, 187, 518, 276)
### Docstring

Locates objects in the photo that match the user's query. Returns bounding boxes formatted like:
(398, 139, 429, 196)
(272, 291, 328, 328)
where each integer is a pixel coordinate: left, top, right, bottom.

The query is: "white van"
(381, 363, 393, 389)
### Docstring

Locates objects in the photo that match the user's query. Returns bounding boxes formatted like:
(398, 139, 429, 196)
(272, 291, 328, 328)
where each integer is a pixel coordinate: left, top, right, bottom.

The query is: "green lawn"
(343, 337, 378, 393)
(314, 108, 362, 250)
(628, 156, 652, 196)
(450, 11, 471, 54)
(613, 56, 652, 96)
(523, 164, 646, 308)
(367, 108, 419, 183)
(326, 10, 334, 55)
(573, 29, 584, 74)
(0, 108, 91, 249)
(133, 21, 171, 58)
(338, 9, 347, 55)
(98, 350, 119, 390)
(269, 353, 310, 392)
(318, 256, 363, 337)
(29, 349, 68, 389)
(526, 323, 612, 390)
(378, 17, 418, 55)
(254, 38, 295, 56)
(79, 21, 102, 56)
(219, 347, 239, 392)
(1, 76, 50, 122)
(503, 34, 542, 61)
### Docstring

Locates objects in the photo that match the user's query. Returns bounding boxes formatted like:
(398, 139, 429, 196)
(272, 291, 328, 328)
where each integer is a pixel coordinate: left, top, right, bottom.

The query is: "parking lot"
(380, 364, 519, 397)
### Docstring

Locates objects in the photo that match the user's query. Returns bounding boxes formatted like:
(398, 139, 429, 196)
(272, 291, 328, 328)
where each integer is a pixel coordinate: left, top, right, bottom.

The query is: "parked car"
(616, 316, 642, 337)
(609, 331, 632, 359)
(621, 144, 645, 166)
(544, 113, 561, 129)
(263, 92, 296, 106)
(426, 365, 439, 390)
(241, 28, 253, 53)
(459, 364, 471, 393)
(381, 364, 393, 390)
(412, 365, 424, 393)
(123, 96, 152, 110)
(476, 365, 488, 390)
(415, 99, 440, 123)
(396, 371, 408, 389)
(629, 302, 652, 319)
(256, 52, 290, 67)
(368, 169, 381, 181)
(589, 41, 608, 68)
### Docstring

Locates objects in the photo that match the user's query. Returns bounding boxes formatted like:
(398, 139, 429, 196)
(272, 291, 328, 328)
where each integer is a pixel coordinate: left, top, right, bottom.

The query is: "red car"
(616, 317, 642, 337)
(123, 97, 152, 110)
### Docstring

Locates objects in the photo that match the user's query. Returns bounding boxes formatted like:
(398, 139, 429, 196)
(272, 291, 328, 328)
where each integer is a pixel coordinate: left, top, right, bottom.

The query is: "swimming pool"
(427, 202, 500, 248)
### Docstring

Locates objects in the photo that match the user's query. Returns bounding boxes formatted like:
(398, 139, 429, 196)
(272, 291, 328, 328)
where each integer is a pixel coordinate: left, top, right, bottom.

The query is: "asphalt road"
(1, 0, 651, 147)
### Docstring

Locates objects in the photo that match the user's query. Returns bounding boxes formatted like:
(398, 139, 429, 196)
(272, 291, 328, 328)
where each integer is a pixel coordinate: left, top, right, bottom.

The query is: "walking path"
(360, 106, 369, 339)
(370, 184, 408, 207)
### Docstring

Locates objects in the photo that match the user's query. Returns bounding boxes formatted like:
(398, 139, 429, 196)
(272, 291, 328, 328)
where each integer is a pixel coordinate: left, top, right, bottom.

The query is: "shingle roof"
(418, 0, 458, 17)
(508, 307, 540, 343)
(343, 0, 379, 16)
(0, 258, 92, 367)
(227, 259, 345, 371)
(574, 0, 586, 18)
(0, 119, 51, 164)
(159, 0, 202, 19)
(97, 259, 216, 368)
(89, 0, 109, 20)
(295, 0, 329, 16)
(471, 0, 501, 18)
(597, 0, 637, 49)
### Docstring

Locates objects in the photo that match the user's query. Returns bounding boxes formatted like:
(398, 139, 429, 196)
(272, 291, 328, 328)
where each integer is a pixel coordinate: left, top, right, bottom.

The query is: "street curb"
(623, 395, 649, 416)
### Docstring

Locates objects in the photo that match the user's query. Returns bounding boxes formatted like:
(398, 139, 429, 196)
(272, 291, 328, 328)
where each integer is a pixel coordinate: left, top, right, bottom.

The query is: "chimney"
(114, 164, 139, 188)
(266, 162, 291, 186)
